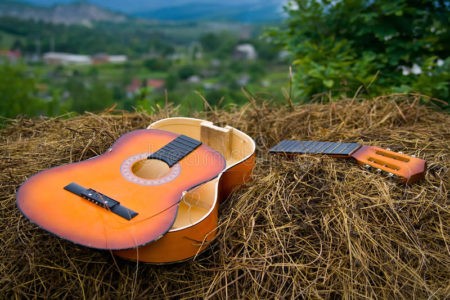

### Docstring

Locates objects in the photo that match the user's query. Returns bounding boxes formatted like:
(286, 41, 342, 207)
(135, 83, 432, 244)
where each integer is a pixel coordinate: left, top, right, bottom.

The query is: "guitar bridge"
(64, 182, 138, 220)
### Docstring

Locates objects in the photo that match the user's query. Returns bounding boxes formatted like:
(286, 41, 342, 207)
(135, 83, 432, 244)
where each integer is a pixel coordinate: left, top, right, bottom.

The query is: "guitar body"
(114, 117, 256, 263)
(17, 129, 226, 250)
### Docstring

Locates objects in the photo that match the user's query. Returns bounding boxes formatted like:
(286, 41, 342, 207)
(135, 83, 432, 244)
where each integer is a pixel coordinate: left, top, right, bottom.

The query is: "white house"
(233, 44, 257, 60)
(108, 55, 128, 64)
(43, 52, 92, 65)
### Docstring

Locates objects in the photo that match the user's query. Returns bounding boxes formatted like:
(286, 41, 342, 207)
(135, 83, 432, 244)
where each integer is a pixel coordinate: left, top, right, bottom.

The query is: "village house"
(92, 54, 128, 64)
(233, 44, 257, 60)
(108, 55, 127, 64)
(126, 78, 165, 98)
(43, 52, 92, 65)
(0, 50, 21, 63)
(44, 52, 127, 65)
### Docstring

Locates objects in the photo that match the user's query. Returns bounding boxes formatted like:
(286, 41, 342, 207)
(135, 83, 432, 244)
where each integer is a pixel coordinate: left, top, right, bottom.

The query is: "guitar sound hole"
(132, 159, 171, 180)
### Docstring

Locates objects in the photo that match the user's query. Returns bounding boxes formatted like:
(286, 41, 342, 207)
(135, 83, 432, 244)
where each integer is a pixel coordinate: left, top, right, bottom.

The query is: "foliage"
(130, 86, 166, 113)
(269, 0, 450, 104)
(66, 77, 115, 113)
(199, 31, 238, 58)
(0, 17, 185, 57)
(0, 63, 44, 119)
(143, 58, 172, 72)
(177, 64, 199, 80)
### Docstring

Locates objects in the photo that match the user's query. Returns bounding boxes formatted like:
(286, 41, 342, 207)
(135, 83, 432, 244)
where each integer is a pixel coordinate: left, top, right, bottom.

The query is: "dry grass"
(1, 94, 449, 299)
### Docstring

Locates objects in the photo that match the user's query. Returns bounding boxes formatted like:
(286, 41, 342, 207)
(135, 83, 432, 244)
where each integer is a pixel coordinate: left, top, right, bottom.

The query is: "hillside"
(134, 2, 284, 22)
(16, 0, 285, 22)
(0, 1, 126, 25)
(1, 95, 449, 298)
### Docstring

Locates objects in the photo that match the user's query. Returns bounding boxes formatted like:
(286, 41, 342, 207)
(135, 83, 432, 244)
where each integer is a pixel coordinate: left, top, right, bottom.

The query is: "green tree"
(199, 33, 221, 53)
(253, 38, 279, 62)
(0, 64, 44, 118)
(11, 38, 23, 51)
(269, 0, 450, 102)
(199, 32, 238, 58)
(143, 58, 172, 71)
(178, 65, 198, 80)
(165, 72, 178, 91)
(66, 77, 114, 113)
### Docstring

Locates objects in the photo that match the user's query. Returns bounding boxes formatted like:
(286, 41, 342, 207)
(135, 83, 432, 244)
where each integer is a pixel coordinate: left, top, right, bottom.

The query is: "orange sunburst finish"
(17, 129, 226, 250)
(114, 117, 256, 263)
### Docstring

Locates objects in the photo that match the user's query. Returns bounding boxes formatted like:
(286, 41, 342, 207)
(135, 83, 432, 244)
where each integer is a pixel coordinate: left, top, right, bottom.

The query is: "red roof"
(0, 50, 21, 59)
(126, 78, 141, 94)
(146, 79, 165, 89)
(127, 78, 165, 94)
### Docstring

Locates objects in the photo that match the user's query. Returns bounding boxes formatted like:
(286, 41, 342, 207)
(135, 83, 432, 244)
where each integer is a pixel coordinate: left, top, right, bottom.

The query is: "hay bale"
(1, 95, 449, 298)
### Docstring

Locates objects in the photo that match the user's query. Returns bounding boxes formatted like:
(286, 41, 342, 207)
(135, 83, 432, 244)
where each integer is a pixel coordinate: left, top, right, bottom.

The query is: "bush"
(143, 58, 172, 72)
(0, 64, 43, 118)
(177, 65, 198, 80)
(269, 0, 450, 104)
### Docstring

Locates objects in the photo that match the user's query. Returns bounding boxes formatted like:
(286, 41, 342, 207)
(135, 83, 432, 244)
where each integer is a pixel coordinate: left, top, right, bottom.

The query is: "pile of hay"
(1, 94, 449, 298)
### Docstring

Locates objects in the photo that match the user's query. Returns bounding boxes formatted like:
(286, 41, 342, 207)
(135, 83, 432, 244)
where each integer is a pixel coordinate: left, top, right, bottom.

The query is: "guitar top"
(270, 140, 426, 184)
(17, 129, 226, 250)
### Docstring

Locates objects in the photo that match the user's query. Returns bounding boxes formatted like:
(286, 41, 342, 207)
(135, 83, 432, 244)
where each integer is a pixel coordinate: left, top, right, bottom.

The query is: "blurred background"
(0, 0, 448, 119)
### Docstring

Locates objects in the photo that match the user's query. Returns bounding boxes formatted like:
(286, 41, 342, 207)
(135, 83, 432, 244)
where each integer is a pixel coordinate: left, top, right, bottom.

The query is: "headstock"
(350, 145, 426, 184)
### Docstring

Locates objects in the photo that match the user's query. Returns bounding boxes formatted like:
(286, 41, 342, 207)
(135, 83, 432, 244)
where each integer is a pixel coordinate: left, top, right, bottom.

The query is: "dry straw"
(1, 94, 449, 298)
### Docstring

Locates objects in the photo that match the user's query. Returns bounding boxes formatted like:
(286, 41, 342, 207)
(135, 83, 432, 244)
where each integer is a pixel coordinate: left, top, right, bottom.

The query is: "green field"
(0, 16, 292, 118)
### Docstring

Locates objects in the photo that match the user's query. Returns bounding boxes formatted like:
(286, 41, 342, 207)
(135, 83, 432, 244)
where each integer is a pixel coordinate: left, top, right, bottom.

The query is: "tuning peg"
(376, 168, 382, 173)
(364, 164, 371, 169)
(411, 154, 416, 158)
(387, 172, 394, 177)
(386, 147, 391, 151)
(398, 151, 403, 154)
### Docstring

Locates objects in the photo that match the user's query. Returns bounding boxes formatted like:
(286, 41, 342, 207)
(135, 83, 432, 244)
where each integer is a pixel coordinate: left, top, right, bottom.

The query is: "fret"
(269, 140, 361, 156)
(147, 135, 202, 167)
(321, 142, 338, 153)
(284, 140, 298, 152)
(330, 143, 350, 155)
(302, 141, 315, 152)
(312, 141, 326, 153)
(303, 141, 317, 153)
(312, 141, 330, 153)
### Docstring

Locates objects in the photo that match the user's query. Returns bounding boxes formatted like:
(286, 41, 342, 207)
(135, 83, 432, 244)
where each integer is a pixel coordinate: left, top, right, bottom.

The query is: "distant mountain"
(18, 0, 286, 23)
(135, 2, 283, 22)
(0, 1, 127, 25)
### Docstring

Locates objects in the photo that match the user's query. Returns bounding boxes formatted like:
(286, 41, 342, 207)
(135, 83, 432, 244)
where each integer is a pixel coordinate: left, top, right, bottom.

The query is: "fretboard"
(147, 135, 202, 167)
(269, 140, 361, 156)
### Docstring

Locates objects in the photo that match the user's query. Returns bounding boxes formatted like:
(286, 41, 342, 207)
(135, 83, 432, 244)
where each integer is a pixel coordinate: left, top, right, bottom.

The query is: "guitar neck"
(147, 134, 202, 167)
(269, 140, 361, 157)
(269, 140, 426, 183)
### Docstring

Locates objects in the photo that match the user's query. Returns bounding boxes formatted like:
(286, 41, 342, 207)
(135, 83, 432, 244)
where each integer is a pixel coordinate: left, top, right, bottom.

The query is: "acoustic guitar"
(113, 117, 256, 263)
(17, 129, 226, 250)
(269, 140, 426, 184)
